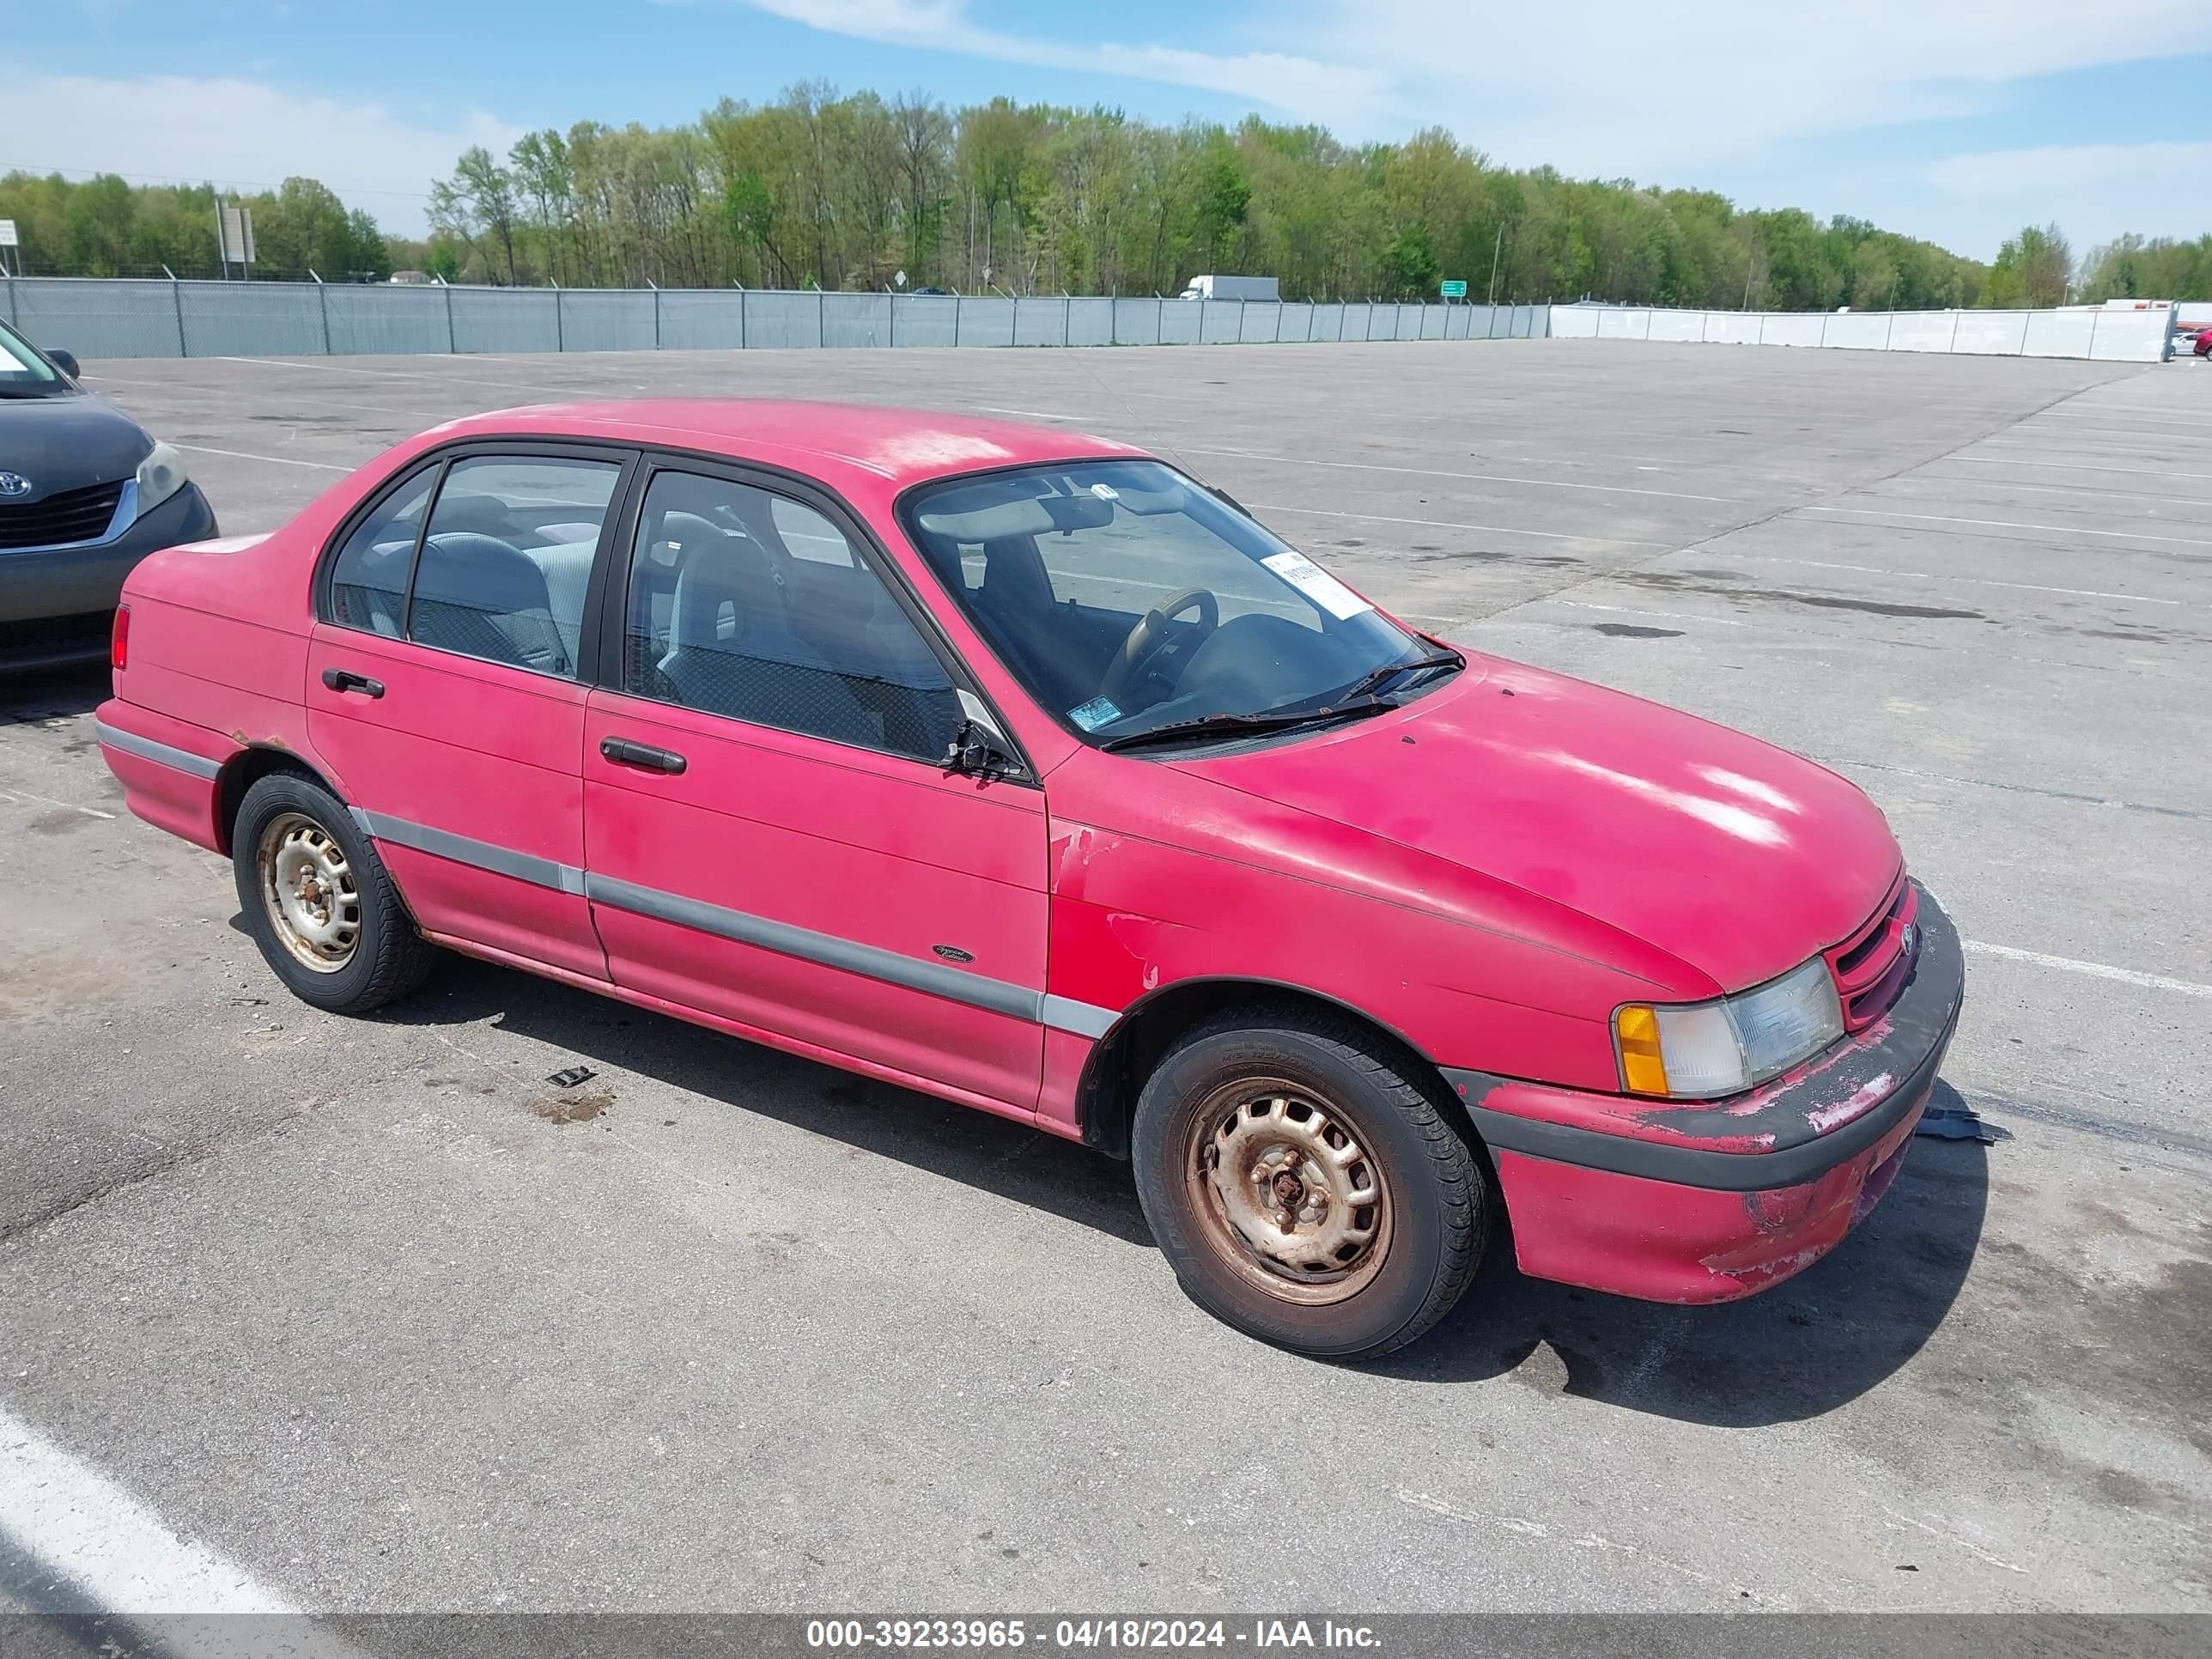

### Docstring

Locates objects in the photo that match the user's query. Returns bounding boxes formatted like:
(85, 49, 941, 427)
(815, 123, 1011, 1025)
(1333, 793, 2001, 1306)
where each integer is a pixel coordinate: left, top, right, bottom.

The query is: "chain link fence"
(0, 276, 1549, 362)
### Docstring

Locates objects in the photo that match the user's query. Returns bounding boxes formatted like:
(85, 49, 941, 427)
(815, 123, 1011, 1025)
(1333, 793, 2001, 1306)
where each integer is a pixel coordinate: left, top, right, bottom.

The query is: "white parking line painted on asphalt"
(0, 1400, 291, 1612)
(210, 354, 586, 398)
(1720, 554, 2182, 606)
(976, 406, 1085, 422)
(1804, 506, 2212, 550)
(171, 443, 351, 472)
(1962, 941, 2212, 1000)
(1183, 445, 1739, 502)
(1246, 501, 1668, 546)
(1942, 455, 2212, 483)
(0, 787, 117, 820)
(1878, 474, 2212, 512)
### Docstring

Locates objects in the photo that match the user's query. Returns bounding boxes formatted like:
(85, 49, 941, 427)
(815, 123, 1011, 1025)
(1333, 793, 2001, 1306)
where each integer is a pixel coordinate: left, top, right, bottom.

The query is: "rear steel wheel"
(257, 811, 362, 973)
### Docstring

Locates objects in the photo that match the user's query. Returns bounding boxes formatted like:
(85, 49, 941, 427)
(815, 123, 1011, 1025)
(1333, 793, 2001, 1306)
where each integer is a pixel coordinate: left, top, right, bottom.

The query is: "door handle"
(599, 736, 688, 775)
(321, 667, 385, 698)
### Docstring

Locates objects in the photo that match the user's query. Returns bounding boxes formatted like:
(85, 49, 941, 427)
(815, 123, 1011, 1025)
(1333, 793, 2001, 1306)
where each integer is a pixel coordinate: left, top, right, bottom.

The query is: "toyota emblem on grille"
(0, 473, 32, 499)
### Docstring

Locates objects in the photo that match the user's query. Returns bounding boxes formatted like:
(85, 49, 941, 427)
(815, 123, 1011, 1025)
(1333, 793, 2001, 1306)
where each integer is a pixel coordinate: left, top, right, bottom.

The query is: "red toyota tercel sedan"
(96, 401, 1962, 1358)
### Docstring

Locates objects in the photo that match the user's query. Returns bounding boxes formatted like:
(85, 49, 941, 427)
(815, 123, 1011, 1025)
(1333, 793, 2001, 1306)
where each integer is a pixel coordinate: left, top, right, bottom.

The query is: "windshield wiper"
(1334, 649, 1464, 705)
(1100, 699, 1397, 753)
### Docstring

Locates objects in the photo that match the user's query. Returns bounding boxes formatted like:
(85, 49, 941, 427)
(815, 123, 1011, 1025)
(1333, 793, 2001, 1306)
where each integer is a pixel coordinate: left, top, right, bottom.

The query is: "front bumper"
(1443, 880, 1965, 1304)
(0, 483, 218, 661)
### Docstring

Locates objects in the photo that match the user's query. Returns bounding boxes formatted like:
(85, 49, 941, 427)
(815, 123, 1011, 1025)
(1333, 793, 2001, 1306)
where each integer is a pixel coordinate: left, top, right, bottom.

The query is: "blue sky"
(16, 1, 2212, 261)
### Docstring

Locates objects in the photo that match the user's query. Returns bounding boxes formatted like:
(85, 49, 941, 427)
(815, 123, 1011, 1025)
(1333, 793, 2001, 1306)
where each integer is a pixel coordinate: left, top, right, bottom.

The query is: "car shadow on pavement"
(373, 951, 1986, 1421)
(377, 953, 1161, 1249)
(1364, 1079, 1992, 1425)
(0, 663, 109, 724)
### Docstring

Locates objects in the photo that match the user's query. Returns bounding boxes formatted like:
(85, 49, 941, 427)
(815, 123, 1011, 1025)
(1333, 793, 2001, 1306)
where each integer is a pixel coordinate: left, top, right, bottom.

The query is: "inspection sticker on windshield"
(1263, 551, 1372, 621)
(1068, 696, 1122, 732)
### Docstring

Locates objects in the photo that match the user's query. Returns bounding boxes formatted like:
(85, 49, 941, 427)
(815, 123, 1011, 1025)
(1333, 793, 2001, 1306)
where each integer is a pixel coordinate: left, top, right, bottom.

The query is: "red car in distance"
(95, 401, 1961, 1358)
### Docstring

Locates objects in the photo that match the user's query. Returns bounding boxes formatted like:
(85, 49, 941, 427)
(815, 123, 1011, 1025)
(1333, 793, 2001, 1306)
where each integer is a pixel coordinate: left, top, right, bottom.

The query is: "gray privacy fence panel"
(1199, 301, 1241, 344)
(451, 287, 558, 354)
(1066, 297, 1114, 346)
(1279, 302, 1314, 341)
(561, 290, 657, 353)
(1012, 298, 1065, 347)
(179, 282, 324, 356)
(893, 295, 958, 347)
(1113, 298, 1163, 346)
(1340, 303, 1373, 340)
(745, 289, 823, 349)
(1555, 302, 2167, 362)
(1238, 303, 1282, 343)
(7, 278, 186, 358)
(824, 293, 890, 348)
(329, 284, 448, 354)
(1158, 301, 1202, 345)
(959, 296, 1016, 348)
(659, 290, 747, 350)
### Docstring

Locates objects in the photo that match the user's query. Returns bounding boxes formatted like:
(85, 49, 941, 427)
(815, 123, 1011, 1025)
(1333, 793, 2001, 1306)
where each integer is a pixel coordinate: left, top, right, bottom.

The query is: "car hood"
(0, 395, 150, 495)
(1174, 656, 1901, 994)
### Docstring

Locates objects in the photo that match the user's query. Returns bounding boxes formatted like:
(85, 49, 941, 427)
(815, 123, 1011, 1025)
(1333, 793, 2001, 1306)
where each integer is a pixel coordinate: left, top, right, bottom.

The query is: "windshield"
(0, 320, 70, 398)
(900, 459, 1455, 748)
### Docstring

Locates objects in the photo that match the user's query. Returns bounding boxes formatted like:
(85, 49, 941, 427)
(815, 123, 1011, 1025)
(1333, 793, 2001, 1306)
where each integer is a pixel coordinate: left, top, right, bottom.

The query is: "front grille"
(1826, 877, 1918, 1030)
(0, 480, 127, 550)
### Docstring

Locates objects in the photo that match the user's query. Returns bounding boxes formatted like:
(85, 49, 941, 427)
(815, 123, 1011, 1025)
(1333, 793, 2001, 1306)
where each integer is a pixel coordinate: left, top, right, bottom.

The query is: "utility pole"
(1486, 224, 1504, 307)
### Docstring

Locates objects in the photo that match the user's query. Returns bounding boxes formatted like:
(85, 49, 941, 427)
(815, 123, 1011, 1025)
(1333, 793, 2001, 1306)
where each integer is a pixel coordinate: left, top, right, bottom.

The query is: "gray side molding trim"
(338, 807, 1123, 1039)
(350, 808, 586, 896)
(95, 721, 222, 781)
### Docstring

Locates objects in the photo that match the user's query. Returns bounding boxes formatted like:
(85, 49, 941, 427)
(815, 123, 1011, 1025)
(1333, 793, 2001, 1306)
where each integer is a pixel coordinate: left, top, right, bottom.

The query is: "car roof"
(428, 399, 1146, 489)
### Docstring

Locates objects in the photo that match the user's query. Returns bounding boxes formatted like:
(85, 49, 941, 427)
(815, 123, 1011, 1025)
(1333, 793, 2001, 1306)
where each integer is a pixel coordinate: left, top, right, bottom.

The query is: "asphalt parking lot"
(3, 338, 2208, 1616)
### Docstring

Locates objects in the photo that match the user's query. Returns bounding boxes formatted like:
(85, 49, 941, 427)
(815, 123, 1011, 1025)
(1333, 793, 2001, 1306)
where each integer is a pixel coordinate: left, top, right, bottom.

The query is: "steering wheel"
(1100, 587, 1220, 708)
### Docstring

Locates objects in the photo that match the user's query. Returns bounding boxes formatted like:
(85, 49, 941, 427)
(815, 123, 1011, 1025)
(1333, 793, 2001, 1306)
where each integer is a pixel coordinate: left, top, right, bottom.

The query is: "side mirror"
(46, 349, 81, 380)
(943, 717, 1018, 780)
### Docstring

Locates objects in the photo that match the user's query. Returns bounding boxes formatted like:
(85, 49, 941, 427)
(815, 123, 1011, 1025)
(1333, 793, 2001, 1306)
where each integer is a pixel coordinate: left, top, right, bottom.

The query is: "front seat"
(407, 532, 571, 675)
(970, 534, 1085, 707)
(657, 532, 879, 748)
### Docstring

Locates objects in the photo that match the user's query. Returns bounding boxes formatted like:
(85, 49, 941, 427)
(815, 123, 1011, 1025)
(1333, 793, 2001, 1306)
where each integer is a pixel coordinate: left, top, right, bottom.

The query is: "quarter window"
(329, 467, 436, 637)
(404, 456, 621, 678)
(621, 470, 961, 762)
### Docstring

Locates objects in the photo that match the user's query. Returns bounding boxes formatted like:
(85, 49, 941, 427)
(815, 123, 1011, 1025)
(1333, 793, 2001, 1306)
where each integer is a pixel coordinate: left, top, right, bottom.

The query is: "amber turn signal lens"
(1614, 1004, 1670, 1096)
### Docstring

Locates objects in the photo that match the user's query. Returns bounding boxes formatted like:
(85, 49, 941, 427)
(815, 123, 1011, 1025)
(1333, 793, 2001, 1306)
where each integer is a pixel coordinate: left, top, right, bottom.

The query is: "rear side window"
(329, 468, 436, 636)
(620, 469, 960, 762)
(405, 457, 621, 678)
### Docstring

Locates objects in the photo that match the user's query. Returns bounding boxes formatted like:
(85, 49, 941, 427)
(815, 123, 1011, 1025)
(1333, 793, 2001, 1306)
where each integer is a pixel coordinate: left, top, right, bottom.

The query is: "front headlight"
(135, 441, 191, 514)
(1613, 957, 1844, 1099)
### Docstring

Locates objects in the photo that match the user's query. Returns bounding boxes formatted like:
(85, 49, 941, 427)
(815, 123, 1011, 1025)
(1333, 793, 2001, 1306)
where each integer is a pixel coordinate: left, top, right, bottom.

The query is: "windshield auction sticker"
(1261, 550, 1373, 621)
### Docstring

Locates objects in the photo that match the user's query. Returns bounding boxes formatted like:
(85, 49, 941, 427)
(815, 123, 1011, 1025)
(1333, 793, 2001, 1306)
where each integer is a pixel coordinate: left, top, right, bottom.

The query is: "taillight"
(111, 605, 131, 672)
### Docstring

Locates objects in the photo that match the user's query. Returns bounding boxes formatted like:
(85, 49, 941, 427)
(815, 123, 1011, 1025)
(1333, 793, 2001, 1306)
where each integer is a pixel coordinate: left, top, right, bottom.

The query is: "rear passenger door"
(581, 462, 1051, 1114)
(307, 445, 632, 981)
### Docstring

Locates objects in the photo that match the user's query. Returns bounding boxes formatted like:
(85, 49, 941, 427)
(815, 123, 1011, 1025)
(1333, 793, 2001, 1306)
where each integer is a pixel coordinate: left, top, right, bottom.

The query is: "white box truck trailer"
(1176, 275, 1280, 301)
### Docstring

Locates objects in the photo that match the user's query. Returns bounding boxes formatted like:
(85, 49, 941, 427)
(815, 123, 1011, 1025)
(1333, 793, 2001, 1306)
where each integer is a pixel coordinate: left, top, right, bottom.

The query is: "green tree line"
(8, 83, 2209, 309)
(0, 173, 388, 281)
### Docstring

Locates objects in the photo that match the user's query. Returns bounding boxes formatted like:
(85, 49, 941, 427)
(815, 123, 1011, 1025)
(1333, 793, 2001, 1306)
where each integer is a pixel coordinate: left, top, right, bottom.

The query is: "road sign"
(0, 221, 17, 248)
(1440, 278, 1468, 298)
(221, 205, 256, 265)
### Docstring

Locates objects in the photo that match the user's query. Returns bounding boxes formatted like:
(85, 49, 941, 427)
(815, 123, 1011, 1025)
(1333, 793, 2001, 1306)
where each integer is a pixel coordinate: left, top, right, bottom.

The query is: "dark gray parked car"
(2, 319, 216, 668)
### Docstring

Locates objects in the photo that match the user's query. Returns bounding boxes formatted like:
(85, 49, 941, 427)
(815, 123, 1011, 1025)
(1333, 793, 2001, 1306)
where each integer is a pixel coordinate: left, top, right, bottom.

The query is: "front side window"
(621, 470, 961, 763)
(899, 459, 1455, 749)
(405, 456, 620, 678)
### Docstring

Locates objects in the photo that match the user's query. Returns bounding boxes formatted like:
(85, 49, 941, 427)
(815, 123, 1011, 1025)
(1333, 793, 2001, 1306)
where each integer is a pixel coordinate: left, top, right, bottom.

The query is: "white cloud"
(6, 76, 523, 236)
(1918, 140, 2212, 256)
(744, 0, 1392, 126)
(746, 0, 2212, 180)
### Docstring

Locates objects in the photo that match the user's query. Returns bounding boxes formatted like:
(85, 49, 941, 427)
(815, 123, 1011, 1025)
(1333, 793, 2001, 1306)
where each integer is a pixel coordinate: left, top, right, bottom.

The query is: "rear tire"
(231, 771, 434, 1015)
(1131, 1006, 1487, 1358)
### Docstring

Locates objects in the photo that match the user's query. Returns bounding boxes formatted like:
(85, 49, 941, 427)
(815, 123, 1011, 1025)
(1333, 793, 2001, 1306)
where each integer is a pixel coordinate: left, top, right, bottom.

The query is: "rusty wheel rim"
(257, 811, 361, 974)
(1183, 1078, 1392, 1305)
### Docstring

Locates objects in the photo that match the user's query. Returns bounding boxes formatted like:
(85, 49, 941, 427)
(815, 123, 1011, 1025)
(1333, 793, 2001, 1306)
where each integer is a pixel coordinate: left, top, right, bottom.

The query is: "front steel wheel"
(1133, 1007, 1489, 1358)
(1185, 1082, 1393, 1305)
(257, 811, 362, 973)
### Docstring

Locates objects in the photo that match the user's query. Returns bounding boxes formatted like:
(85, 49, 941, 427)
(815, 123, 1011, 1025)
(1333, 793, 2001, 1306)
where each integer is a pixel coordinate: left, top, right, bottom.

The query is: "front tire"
(231, 771, 434, 1015)
(1131, 1007, 1488, 1358)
